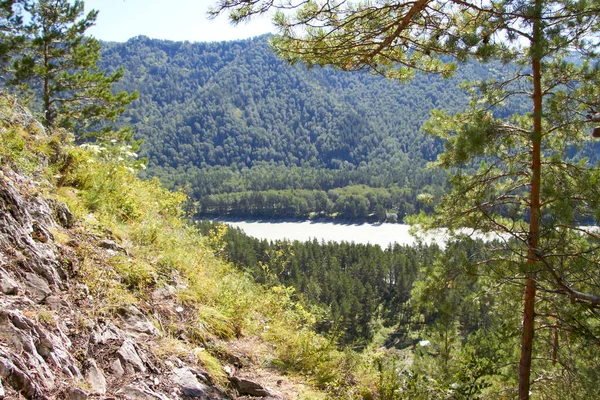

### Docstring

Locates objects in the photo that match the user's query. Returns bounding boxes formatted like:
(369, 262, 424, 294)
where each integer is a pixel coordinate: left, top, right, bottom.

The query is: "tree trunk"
(519, 277, 537, 399)
(519, 1, 543, 398)
(43, 40, 51, 128)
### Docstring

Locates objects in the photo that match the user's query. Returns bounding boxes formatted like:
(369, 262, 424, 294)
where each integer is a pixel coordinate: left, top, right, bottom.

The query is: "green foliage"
(257, 285, 366, 395)
(193, 348, 229, 386)
(44, 122, 378, 397)
(0, 0, 26, 76)
(196, 184, 436, 222)
(208, 0, 600, 396)
(406, 238, 519, 397)
(0, 126, 28, 167)
(196, 220, 443, 346)
(58, 143, 156, 222)
(3, 43, 393, 400)
(95, 35, 530, 220)
(0, 91, 56, 173)
(101, 35, 460, 170)
(112, 257, 156, 292)
(4, 0, 137, 135)
(419, 44, 600, 395)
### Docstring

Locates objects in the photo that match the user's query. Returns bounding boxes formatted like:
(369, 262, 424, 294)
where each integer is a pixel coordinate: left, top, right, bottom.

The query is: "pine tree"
(9, 0, 137, 137)
(0, 0, 26, 77)
(213, 0, 600, 397)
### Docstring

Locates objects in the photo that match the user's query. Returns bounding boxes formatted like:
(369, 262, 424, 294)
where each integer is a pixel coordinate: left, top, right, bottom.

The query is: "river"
(217, 220, 598, 248)
(217, 220, 449, 248)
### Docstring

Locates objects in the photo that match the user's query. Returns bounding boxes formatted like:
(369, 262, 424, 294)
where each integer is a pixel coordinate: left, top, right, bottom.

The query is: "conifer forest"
(1, 0, 600, 399)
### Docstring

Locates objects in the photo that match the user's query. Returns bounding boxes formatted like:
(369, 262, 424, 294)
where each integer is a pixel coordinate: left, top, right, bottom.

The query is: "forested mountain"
(99, 35, 524, 221)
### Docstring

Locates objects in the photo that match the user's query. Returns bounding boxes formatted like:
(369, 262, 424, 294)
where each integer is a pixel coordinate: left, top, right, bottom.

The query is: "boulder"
(171, 367, 212, 397)
(24, 273, 51, 303)
(118, 305, 161, 337)
(52, 200, 74, 229)
(110, 358, 125, 376)
(116, 383, 170, 400)
(67, 388, 89, 400)
(44, 295, 65, 311)
(0, 311, 56, 390)
(0, 268, 18, 295)
(98, 239, 126, 253)
(85, 359, 107, 395)
(92, 322, 123, 344)
(117, 339, 146, 374)
(229, 376, 271, 397)
(0, 355, 44, 399)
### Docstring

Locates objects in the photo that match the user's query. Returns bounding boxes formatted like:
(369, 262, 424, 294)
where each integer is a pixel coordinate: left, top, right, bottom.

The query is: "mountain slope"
(100, 36, 504, 180)
(99, 36, 535, 221)
(0, 93, 368, 399)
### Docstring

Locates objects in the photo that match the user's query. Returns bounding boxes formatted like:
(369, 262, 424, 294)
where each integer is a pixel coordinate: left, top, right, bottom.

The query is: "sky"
(84, 0, 275, 43)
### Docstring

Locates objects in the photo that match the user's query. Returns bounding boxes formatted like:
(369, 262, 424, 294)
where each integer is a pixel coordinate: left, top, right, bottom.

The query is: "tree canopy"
(0, 0, 26, 77)
(3, 0, 137, 137)
(213, 0, 600, 397)
(99, 35, 531, 222)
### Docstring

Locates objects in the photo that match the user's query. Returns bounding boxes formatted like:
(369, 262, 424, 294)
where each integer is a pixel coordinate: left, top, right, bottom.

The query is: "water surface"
(218, 220, 447, 248)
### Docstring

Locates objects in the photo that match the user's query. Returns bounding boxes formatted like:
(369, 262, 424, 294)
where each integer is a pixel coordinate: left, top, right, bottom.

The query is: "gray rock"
(68, 388, 89, 400)
(0, 268, 18, 295)
(92, 322, 123, 344)
(110, 358, 125, 376)
(24, 272, 51, 303)
(117, 339, 146, 373)
(118, 305, 161, 337)
(28, 194, 56, 227)
(31, 220, 52, 243)
(85, 359, 107, 394)
(98, 239, 125, 252)
(116, 383, 169, 400)
(44, 295, 64, 311)
(0, 173, 64, 289)
(0, 311, 57, 389)
(152, 284, 176, 301)
(52, 200, 74, 229)
(171, 367, 211, 397)
(35, 335, 54, 358)
(190, 367, 212, 385)
(0, 377, 5, 398)
(230, 376, 271, 397)
(0, 355, 44, 399)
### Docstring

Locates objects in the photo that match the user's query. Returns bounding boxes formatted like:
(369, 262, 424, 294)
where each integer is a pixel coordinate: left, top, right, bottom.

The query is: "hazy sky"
(84, 0, 275, 43)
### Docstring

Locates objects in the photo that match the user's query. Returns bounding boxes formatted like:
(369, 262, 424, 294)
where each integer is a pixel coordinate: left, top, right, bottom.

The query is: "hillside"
(99, 35, 524, 221)
(0, 93, 373, 399)
(0, 93, 518, 400)
(3, 82, 599, 399)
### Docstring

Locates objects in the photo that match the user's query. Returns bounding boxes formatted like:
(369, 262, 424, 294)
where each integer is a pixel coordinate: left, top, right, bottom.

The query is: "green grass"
(56, 143, 376, 397)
